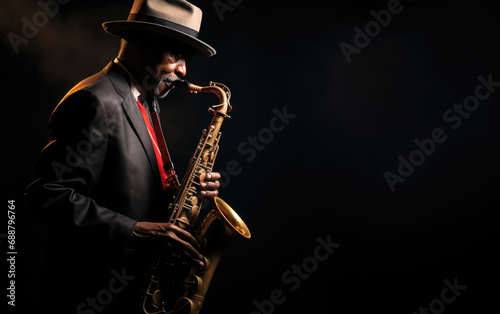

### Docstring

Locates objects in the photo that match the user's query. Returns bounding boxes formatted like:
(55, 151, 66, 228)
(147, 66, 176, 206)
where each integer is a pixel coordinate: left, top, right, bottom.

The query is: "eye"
(169, 50, 192, 63)
(168, 51, 185, 62)
(173, 53, 182, 62)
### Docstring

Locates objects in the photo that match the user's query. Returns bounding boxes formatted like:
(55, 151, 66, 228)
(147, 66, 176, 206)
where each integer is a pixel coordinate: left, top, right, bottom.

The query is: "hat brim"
(102, 20, 216, 57)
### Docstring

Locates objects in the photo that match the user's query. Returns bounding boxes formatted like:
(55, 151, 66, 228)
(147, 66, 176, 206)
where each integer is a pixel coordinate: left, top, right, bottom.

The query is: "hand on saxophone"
(132, 221, 205, 268)
(198, 171, 221, 202)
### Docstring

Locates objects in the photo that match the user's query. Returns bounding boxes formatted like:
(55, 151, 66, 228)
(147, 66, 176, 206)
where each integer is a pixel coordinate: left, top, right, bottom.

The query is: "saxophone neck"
(173, 79, 232, 114)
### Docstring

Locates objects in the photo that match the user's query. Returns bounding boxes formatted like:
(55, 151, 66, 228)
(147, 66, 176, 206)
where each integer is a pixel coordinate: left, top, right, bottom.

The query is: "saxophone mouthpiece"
(166, 77, 199, 93)
(173, 79, 192, 90)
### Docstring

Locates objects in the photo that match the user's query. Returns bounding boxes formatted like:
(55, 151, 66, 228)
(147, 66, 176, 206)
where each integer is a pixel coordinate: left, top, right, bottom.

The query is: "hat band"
(128, 13, 199, 38)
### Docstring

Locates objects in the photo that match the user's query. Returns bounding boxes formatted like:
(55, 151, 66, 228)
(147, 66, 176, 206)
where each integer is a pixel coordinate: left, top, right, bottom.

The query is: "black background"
(2, 0, 500, 313)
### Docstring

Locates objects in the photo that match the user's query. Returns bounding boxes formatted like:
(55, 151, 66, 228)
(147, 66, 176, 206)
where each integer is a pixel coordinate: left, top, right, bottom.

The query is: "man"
(24, 0, 220, 312)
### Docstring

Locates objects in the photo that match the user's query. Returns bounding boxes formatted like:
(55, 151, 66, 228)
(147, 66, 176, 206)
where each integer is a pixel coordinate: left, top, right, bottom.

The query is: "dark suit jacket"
(25, 62, 172, 313)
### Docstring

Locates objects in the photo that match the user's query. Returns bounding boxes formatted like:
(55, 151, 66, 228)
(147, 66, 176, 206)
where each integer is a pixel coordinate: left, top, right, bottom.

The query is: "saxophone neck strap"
(147, 95, 180, 187)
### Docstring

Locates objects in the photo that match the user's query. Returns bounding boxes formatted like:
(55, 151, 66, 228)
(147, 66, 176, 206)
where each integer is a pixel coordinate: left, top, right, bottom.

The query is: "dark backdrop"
(2, 0, 499, 313)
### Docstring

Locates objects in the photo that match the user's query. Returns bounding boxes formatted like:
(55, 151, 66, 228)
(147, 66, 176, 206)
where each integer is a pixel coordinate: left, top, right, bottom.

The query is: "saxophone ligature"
(141, 79, 251, 314)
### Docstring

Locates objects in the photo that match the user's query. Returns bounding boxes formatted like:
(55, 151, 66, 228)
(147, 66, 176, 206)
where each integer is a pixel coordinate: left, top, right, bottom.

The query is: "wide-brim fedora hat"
(102, 0, 216, 57)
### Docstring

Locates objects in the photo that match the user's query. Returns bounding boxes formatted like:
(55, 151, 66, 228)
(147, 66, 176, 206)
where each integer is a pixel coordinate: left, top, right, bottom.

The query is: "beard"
(153, 80, 171, 98)
(141, 71, 174, 99)
(151, 75, 175, 98)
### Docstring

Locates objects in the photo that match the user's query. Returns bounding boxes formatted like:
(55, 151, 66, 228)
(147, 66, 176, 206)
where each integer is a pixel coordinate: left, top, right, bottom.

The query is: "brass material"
(152, 290, 164, 308)
(190, 205, 199, 217)
(141, 81, 251, 314)
(198, 169, 206, 182)
(212, 197, 251, 239)
(190, 196, 198, 206)
(177, 216, 190, 229)
(174, 297, 194, 314)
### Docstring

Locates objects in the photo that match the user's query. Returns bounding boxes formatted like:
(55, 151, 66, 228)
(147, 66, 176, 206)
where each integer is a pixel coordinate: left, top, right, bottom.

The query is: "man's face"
(141, 40, 193, 98)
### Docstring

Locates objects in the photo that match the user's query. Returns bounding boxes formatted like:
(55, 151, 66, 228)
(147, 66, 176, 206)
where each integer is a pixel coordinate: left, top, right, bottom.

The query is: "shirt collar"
(114, 58, 145, 103)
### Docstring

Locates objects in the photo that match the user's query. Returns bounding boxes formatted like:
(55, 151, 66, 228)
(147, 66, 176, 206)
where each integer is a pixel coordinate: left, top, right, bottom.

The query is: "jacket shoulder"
(48, 63, 130, 134)
(60, 62, 126, 104)
(52, 62, 130, 118)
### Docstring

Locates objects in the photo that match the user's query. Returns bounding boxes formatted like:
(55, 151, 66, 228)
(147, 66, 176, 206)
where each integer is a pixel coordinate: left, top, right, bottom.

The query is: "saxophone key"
(152, 289, 164, 308)
(177, 216, 190, 229)
(190, 196, 198, 206)
(191, 205, 199, 217)
(183, 274, 202, 292)
(198, 169, 207, 181)
(199, 256, 210, 271)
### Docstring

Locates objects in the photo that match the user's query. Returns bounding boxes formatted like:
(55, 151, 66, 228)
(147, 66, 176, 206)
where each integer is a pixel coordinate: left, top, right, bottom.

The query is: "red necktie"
(137, 99, 169, 190)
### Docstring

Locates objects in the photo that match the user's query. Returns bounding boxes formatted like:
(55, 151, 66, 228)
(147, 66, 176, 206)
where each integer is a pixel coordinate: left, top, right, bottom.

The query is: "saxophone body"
(142, 81, 251, 314)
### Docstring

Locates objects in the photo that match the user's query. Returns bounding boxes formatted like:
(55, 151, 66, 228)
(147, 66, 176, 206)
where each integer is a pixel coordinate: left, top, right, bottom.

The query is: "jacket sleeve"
(24, 89, 137, 253)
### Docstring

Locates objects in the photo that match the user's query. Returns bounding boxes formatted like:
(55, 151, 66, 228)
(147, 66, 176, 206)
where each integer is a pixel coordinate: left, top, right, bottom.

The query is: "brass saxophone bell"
(213, 197, 251, 239)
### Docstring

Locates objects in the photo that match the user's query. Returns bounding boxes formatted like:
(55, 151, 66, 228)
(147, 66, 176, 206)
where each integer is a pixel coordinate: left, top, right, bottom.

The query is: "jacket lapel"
(104, 62, 162, 187)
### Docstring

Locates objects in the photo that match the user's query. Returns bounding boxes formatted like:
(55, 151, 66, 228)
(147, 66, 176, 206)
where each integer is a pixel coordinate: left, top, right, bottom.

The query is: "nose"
(175, 59, 187, 78)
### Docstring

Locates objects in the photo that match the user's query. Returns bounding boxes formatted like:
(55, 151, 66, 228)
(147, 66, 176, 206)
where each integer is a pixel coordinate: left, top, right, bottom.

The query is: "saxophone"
(142, 80, 251, 314)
